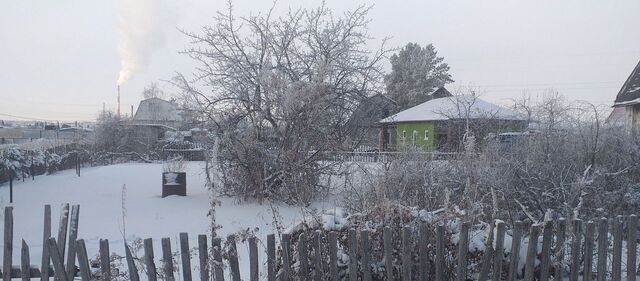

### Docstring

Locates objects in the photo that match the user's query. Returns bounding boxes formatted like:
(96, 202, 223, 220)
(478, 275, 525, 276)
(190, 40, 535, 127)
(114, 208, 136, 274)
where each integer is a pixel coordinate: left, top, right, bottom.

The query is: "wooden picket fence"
(1, 204, 639, 280)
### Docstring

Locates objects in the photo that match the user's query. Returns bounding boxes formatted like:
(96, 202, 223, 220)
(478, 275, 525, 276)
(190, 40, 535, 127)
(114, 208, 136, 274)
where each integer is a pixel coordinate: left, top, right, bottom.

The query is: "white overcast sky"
(1, 0, 639, 121)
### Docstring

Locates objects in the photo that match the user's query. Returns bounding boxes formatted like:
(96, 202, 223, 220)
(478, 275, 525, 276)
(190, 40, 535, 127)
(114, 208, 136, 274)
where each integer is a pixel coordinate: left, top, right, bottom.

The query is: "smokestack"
(131, 105, 134, 118)
(117, 85, 121, 117)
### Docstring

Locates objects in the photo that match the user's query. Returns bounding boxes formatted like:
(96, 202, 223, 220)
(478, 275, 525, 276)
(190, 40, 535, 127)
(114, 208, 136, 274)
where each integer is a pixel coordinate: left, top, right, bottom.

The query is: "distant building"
(610, 60, 640, 133)
(133, 97, 185, 129)
(378, 95, 527, 151)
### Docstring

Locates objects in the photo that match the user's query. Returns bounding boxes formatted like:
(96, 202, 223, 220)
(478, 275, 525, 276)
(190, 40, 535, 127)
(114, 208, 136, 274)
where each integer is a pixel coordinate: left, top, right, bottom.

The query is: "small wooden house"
(610, 60, 640, 133)
(378, 95, 526, 151)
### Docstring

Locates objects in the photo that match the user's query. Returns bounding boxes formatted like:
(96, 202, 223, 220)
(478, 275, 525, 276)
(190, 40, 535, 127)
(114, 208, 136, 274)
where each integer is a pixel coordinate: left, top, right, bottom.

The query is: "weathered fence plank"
(508, 221, 523, 281)
(584, 221, 595, 281)
(328, 232, 339, 281)
(3, 206, 13, 281)
(613, 216, 623, 281)
(281, 233, 292, 281)
(539, 221, 553, 281)
(56, 203, 70, 261)
(361, 230, 371, 281)
(197, 235, 209, 281)
(99, 239, 111, 281)
(212, 237, 224, 281)
(144, 238, 158, 281)
(161, 237, 175, 281)
(569, 219, 582, 281)
(313, 231, 322, 281)
(267, 234, 276, 281)
(555, 219, 567, 281)
(402, 226, 413, 281)
(41, 205, 52, 281)
(348, 229, 358, 281)
(383, 227, 393, 281)
(597, 218, 608, 281)
(457, 222, 470, 281)
(48, 237, 69, 281)
(419, 224, 430, 281)
(21, 240, 30, 281)
(228, 235, 241, 281)
(492, 221, 506, 281)
(478, 223, 494, 281)
(76, 239, 92, 281)
(125, 242, 140, 281)
(65, 204, 80, 278)
(179, 233, 192, 281)
(628, 215, 638, 281)
(524, 224, 540, 281)
(249, 236, 259, 281)
(436, 224, 445, 281)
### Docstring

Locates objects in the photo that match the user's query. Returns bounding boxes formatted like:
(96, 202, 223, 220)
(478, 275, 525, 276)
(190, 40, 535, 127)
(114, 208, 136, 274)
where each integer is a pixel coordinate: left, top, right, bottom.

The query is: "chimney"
(117, 85, 121, 117)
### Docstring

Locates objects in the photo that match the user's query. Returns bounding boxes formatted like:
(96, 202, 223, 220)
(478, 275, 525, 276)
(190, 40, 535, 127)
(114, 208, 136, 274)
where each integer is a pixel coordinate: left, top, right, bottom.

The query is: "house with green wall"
(378, 95, 527, 151)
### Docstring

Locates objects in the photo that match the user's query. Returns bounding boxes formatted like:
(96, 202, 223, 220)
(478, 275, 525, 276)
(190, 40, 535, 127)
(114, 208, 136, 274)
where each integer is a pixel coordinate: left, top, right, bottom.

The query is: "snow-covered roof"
(379, 95, 524, 124)
(614, 60, 640, 106)
(133, 98, 182, 122)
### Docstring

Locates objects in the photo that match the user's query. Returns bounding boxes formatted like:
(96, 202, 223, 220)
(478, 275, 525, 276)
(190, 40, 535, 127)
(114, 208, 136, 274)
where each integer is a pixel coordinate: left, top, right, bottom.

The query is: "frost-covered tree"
(173, 2, 388, 203)
(385, 43, 453, 109)
(141, 82, 165, 100)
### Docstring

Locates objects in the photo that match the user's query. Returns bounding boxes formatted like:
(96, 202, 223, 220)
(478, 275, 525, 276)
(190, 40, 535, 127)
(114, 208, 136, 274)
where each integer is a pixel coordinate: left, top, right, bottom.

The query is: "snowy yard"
(0, 162, 338, 279)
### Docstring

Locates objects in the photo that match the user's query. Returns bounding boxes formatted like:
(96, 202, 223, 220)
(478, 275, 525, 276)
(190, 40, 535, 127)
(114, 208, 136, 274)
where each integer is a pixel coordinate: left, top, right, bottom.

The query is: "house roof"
(133, 98, 182, 122)
(614, 60, 640, 106)
(379, 95, 524, 124)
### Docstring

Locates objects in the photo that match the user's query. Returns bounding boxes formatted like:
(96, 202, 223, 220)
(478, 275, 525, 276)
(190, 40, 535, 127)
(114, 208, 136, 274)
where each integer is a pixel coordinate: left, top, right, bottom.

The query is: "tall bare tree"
(173, 2, 389, 203)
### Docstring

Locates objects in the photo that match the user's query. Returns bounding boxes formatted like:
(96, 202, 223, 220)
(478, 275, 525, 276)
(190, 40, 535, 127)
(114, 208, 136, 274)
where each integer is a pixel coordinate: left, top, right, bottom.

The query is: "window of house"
(412, 130, 418, 146)
(424, 129, 429, 140)
(402, 130, 406, 139)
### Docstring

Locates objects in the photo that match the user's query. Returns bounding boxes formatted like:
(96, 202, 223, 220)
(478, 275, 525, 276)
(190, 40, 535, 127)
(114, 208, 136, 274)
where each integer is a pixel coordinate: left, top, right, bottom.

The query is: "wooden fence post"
(249, 236, 259, 281)
(612, 216, 623, 281)
(99, 239, 111, 281)
(3, 206, 13, 281)
(161, 238, 175, 281)
(508, 221, 523, 281)
(554, 219, 567, 281)
(313, 231, 323, 281)
(76, 239, 92, 281)
(48, 237, 70, 281)
(41, 205, 52, 281)
(436, 224, 445, 281)
(56, 203, 70, 261)
(197, 235, 209, 281)
(21, 240, 30, 281)
(348, 229, 358, 281)
(281, 233, 292, 281)
(267, 234, 276, 281)
(419, 224, 430, 281)
(583, 221, 595, 281)
(228, 235, 241, 281)
(596, 218, 608, 281)
(361, 230, 371, 281)
(539, 221, 553, 281)
(212, 237, 224, 281)
(144, 238, 158, 281)
(125, 243, 140, 281)
(383, 227, 393, 281)
(179, 233, 193, 281)
(402, 226, 413, 281)
(524, 224, 541, 281)
(628, 215, 638, 281)
(569, 219, 582, 281)
(328, 232, 339, 281)
(66, 205, 80, 278)
(457, 222, 470, 281)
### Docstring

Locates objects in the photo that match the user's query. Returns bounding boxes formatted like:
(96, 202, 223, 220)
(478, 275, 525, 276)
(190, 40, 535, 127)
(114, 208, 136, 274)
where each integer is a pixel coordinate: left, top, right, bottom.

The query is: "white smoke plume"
(116, 0, 164, 85)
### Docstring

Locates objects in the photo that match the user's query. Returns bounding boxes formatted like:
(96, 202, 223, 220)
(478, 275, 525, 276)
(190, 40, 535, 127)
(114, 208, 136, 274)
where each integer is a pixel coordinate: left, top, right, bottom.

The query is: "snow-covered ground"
(0, 162, 339, 279)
